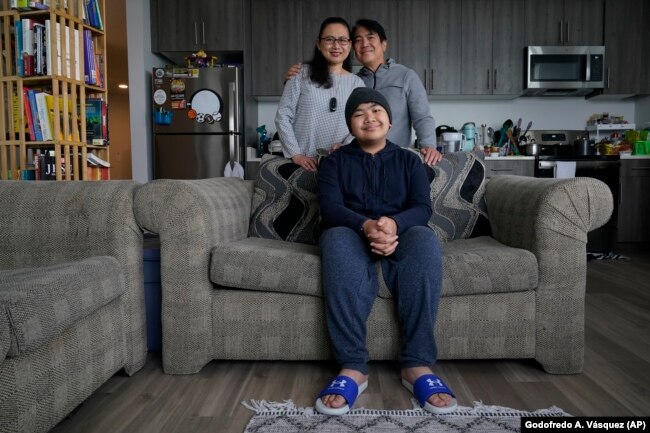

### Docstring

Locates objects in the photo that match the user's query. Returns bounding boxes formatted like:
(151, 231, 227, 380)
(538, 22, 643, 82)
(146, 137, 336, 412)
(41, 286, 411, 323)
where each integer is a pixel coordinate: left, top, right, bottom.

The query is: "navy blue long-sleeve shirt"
(318, 140, 432, 235)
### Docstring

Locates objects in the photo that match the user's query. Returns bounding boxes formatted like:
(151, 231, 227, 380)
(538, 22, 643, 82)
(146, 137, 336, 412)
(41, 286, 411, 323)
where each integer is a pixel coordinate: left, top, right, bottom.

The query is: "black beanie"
(345, 87, 392, 131)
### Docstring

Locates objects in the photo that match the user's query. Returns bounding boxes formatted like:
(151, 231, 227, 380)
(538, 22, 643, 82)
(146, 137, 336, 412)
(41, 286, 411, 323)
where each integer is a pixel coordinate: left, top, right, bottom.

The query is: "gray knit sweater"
(276, 65, 365, 158)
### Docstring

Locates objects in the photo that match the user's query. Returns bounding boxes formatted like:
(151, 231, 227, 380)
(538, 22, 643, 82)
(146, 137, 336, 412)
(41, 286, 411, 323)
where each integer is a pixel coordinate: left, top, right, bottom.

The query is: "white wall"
(126, 0, 167, 182)
(258, 97, 637, 145)
(635, 96, 650, 129)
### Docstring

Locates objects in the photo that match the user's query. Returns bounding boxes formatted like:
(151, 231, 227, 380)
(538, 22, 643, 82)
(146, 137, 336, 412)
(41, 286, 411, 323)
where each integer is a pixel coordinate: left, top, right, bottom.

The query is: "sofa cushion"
(211, 237, 321, 296)
(212, 236, 537, 299)
(0, 256, 124, 357)
(408, 149, 490, 242)
(439, 236, 538, 296)
(248, 154, 320, 245)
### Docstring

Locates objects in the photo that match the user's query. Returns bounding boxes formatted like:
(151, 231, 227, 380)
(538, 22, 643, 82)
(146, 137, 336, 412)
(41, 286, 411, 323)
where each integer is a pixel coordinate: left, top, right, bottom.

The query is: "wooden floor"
(51, 243, 650, 433)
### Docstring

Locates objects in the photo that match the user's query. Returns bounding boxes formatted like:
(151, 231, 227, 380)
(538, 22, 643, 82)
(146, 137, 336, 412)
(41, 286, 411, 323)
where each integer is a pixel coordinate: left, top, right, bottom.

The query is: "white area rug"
(242, 399, 570, 433)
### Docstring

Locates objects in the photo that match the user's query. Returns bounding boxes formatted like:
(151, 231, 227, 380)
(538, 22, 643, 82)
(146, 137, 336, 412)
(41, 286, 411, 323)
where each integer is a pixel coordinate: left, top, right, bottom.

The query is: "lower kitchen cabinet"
(485, 159, 535, 177)
(618, 159, 650, 242)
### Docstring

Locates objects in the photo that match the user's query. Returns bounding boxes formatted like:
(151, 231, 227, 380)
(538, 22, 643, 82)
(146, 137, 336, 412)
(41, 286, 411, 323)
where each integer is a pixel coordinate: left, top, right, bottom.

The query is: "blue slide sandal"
(402, 374, 458, 414)
(315, 375, 368, 415)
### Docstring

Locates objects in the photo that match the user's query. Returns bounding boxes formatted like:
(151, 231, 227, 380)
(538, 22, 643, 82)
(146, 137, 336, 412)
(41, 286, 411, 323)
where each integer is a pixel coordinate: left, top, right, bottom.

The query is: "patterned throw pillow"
(248, 154, 320, 245)
(408, 149, 489, 242)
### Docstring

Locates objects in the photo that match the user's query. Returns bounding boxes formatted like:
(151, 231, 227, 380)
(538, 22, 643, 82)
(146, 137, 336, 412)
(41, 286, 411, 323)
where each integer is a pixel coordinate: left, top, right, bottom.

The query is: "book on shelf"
(34, 22, 45, 75)
(29, 1, 50, 10)
(22, 87, 36, 140)
(14, 20, 23, 76)
(34, 91, 52, 140)
(84, 0, 103, 30)
(87, 152, 109, 168)
(21, 18, 35, 76)
(85, 97, 107, 145)
(12, 0, 50, 10)
(26, 88, 44, 141)
(86, 164, 109, 180)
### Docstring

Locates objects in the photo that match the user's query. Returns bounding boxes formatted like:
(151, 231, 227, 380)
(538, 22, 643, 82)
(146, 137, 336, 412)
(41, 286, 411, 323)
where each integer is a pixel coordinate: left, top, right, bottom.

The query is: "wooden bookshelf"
(0, 0, 108, 181)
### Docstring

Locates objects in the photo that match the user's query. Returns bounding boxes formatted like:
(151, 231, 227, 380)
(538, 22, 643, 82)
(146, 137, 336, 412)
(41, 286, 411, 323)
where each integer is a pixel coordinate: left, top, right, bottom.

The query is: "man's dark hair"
(352, 19, 388, 41)
(307, 16, 353, 88)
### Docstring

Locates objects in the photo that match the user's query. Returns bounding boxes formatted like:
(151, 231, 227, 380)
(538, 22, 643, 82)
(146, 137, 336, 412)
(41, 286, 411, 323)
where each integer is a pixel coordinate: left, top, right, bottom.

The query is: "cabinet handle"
(194, 22, 198, 45)
(619, 179, 622, 205)
(424, 69, 428, 91)
(631, 167, 650, 171)
(493, 69, 497, 90)
(202, 21, 206, 44)
(487, 69, 490, 89)
(491, 168, 513, 172)
(566, 21, 570, 43)
(559, 20, 563, 44)
(607, 68, 610, 89)
(430, 69, 434, 90)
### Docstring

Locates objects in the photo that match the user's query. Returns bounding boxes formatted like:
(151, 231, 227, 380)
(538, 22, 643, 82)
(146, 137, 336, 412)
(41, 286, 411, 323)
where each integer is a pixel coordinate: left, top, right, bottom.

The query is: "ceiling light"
(118, 84, 129, 89)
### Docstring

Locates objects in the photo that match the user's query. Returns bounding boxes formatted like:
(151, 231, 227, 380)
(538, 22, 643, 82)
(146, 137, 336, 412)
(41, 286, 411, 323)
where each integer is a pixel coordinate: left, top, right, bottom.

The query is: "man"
(286, 19, 442, 166)
(315, 87, 456, 415)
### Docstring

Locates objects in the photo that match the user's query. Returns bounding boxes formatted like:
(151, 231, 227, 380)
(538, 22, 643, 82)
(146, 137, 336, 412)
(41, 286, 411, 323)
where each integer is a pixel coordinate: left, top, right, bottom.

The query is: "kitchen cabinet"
(643, 0, 650, 94)
(600, 0, 648, 96)
(485, 159, 535, 177)
(301, 0, 351, 60)
(251, 0, 302, 96)
(349, 0, 400, 67)
(618, 159, 650, 242)
(524, 0, 604, 46)
(398, 0, 462, 95)
(250, 0, 399, 96)
(461, 0, 525, 96)
(151, 0, 244, 52)
(300, 0, 399, 63)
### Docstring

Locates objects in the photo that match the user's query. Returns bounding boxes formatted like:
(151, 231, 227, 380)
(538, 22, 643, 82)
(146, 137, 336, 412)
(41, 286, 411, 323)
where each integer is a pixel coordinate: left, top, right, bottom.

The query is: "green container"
(634, 141, 650, 155)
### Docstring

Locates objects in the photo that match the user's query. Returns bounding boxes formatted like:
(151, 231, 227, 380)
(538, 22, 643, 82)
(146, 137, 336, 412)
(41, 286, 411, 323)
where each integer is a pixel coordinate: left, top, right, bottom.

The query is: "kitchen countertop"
(620, 154, 650, 159)
(484, 156, 535, 160)
(484, 155, 650, 160)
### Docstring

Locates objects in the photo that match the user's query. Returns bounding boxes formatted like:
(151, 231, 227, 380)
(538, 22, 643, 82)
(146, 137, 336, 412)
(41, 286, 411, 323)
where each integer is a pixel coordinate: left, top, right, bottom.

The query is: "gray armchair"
(0, 180, 147, 433)
(134, 175, 612, 376)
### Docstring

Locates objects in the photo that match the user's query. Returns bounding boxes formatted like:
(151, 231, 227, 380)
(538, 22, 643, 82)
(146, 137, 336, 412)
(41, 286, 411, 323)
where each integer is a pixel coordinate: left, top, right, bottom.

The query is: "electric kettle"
(460, 122, 476, 151)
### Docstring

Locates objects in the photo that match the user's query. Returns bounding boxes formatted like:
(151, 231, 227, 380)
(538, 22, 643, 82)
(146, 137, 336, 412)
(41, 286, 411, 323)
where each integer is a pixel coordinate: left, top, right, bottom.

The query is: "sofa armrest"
(485, 175, 613, 373)
(134, 177, 254, 374)
(0, 180, 146, 374)
(485, 175, 613, 250)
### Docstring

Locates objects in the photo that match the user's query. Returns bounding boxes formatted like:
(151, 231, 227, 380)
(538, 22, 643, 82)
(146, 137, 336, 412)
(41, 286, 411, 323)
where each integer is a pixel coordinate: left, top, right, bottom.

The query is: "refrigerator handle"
(230, 81, 240, 162)
(228, 82, 235, 164)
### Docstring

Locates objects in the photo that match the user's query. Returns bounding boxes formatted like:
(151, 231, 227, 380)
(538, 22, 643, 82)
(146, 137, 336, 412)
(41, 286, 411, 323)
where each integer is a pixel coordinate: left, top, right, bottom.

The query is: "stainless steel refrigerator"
(152, 66, 243, 179)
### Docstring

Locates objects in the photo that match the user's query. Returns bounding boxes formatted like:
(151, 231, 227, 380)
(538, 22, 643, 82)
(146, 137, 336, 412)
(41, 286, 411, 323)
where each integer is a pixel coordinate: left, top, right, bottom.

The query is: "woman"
(275, 17, 365, 172)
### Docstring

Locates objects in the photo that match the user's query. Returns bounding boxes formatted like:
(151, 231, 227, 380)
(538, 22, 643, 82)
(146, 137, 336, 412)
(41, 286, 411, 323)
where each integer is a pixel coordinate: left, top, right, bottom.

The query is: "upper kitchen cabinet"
(600, 0, 645, 95)
(251, 0, 302, 96)
(524, 0, 604, 46)
(461, 0, 525, 96)
(301, 0, 352, 60)
(349, 0, 400, 67)
(151, 0, 244, 52)
(398, 0, 462, 95)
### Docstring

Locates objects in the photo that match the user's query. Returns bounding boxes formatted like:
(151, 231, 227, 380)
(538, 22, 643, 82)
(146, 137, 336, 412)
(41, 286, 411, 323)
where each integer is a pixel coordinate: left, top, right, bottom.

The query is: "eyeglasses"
(319, 37, 351, 47)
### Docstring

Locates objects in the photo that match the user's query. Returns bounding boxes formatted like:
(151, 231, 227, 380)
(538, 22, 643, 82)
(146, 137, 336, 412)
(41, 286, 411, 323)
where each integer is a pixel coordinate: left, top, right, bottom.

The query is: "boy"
(315, 87, 457, 415)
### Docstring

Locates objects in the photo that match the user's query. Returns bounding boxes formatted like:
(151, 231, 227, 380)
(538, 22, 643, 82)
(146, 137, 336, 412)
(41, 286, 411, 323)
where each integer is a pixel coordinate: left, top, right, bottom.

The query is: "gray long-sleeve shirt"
(357, 58, 437, 148)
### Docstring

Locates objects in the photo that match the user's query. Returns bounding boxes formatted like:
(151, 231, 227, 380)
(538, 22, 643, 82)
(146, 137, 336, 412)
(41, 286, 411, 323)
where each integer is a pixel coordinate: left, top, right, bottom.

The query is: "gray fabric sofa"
(134, 175, 612, 376)
(0, 181, 147, 433)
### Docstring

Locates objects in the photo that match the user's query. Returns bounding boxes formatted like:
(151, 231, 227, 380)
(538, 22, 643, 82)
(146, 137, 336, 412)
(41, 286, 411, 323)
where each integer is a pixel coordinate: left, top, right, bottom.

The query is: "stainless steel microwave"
(524, 46, 605, 96)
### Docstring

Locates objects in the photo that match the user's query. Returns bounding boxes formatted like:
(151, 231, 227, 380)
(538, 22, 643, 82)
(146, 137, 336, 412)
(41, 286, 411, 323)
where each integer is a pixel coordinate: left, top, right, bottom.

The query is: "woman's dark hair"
(307, 17, 353, 88)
